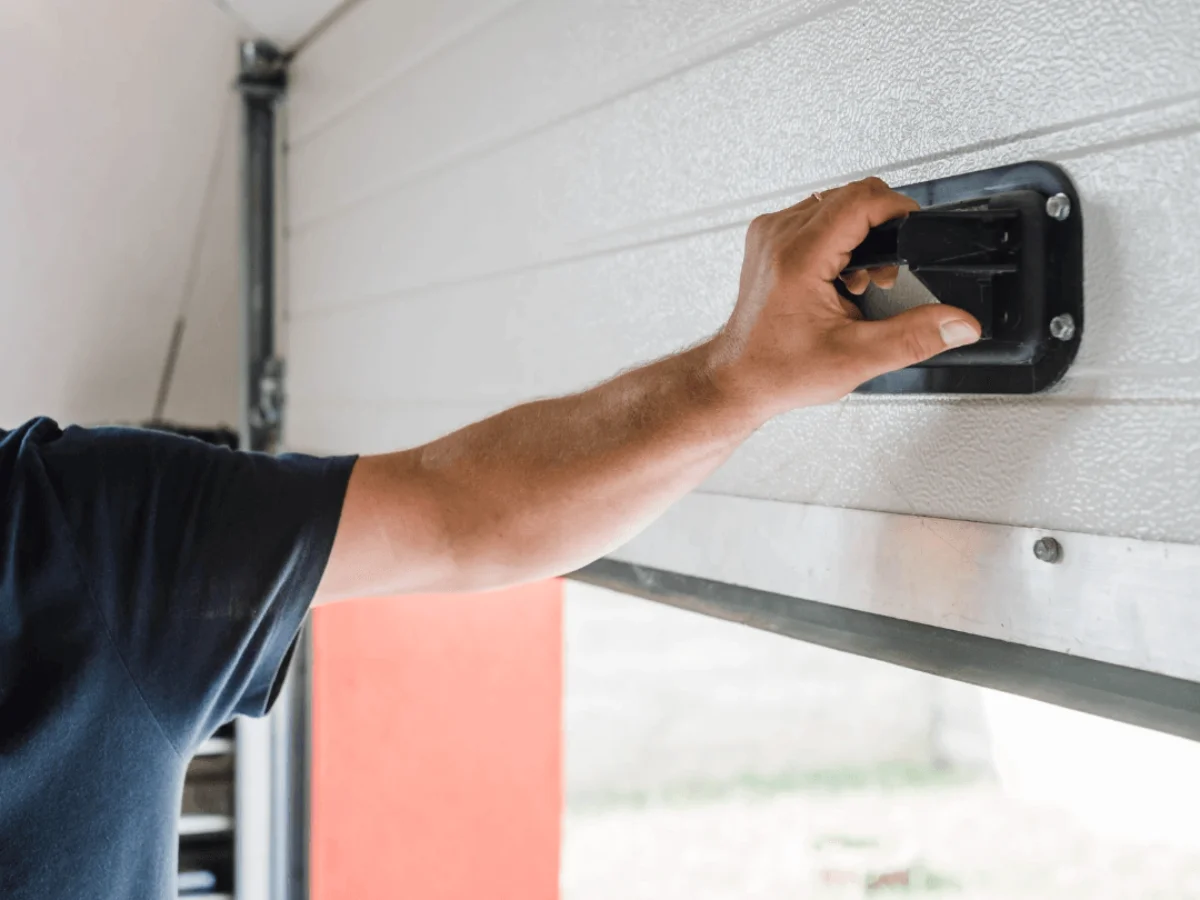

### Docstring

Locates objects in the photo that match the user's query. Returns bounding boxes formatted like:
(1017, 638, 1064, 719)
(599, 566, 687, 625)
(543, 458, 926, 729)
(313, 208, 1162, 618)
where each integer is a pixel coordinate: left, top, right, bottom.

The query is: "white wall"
(0, 1, 243, 429)
(283, 0, 1200, 544)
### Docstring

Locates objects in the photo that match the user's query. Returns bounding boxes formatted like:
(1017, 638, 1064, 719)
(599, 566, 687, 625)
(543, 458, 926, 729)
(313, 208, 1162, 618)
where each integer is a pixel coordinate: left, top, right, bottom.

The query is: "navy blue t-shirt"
(0, 418, 355, 899)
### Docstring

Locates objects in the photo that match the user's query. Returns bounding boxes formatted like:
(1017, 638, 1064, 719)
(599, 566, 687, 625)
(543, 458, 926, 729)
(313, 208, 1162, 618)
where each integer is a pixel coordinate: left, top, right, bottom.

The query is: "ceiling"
(221, 0, 354, 48)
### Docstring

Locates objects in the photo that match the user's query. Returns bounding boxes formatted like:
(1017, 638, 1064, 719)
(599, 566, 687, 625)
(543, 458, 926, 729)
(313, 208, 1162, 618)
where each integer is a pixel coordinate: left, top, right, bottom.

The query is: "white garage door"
(281, 0, 1200, 698)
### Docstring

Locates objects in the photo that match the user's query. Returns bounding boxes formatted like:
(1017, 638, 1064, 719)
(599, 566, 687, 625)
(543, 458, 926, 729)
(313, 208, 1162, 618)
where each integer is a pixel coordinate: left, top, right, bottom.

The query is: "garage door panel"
(288, 0, 517, 142)
(285, 372, 1200, 543)
(289, 108, 1200, 334)
(285, 185, 1200, 543)
(1066, 131, 1200, 371)
(289, 133, 1200, 417)
(287, 229, 741, 409)
(287, 117, 1200, 334)
(704, 401, 1200, 543)
(287, 0, 1200, 555)
(288, 0, 1200, 254)
(288, 0, 829, 226)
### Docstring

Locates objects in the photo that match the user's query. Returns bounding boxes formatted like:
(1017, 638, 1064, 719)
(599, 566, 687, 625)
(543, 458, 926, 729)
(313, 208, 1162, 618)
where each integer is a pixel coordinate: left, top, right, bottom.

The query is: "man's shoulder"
(1, 418, 66, 490)
(0, 419, 197, 517)
(1, 418, 230, 479)
(1, 416, 64, 448)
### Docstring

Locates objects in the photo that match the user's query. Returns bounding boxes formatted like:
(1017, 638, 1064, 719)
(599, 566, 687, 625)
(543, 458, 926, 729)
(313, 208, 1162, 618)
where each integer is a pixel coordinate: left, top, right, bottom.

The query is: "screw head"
(1033, 537, 1063, 564)
(1045, 193, 1071, 221)
(1049, 313, 1076, 341)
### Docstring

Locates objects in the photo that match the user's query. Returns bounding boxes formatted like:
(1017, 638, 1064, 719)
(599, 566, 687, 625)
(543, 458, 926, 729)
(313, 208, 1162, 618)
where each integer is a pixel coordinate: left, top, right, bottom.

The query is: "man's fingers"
(837, 303, 981, 383)
(840, 264, 901, 296)
(840, 270, 871, 295)
(868, 264, 900, 289)
(805, 178, 919, 280)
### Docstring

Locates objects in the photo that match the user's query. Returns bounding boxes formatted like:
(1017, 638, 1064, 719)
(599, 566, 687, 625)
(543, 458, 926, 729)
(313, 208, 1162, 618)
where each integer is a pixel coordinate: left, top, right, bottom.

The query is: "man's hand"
(710, 177, 981, 418)
(314, 178, 980, 601)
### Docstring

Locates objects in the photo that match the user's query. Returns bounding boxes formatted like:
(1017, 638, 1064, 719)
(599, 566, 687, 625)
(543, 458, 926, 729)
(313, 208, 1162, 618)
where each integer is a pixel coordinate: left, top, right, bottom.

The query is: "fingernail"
(940, 320, 980, 348)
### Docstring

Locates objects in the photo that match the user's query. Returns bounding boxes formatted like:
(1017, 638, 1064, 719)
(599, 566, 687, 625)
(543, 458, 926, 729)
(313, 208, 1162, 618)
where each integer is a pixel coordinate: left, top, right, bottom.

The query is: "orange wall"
(311, 582, 563, 900)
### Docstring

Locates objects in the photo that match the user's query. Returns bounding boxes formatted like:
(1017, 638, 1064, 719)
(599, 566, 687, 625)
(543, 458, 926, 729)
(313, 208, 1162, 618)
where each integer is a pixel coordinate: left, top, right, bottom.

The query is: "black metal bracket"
(236, 41, 287, 453)
(233, 40, 309, 900)
(847, 161, 1083, 394)
(237, 41, 287, 99)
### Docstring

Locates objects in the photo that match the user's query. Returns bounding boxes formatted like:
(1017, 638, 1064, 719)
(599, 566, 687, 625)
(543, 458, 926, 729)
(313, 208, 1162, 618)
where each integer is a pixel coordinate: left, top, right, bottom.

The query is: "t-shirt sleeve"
(33, 421, 356, 754)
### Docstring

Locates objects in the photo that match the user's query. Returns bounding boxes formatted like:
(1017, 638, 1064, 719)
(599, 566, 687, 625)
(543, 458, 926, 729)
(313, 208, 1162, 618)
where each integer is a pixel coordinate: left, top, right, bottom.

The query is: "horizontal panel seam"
(290, 0, 535, 143)
(289, 96, 1200, 320)
(288, 0, 860, 232)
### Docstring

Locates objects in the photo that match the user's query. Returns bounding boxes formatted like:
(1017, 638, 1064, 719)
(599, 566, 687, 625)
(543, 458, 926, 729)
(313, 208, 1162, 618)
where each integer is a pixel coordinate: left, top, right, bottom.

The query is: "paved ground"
(562, 779, 1200, 900)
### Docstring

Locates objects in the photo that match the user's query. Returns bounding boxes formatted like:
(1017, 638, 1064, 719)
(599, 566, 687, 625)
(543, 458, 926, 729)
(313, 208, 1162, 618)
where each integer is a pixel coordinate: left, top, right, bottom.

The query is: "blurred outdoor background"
(562, 583, 1200, 899)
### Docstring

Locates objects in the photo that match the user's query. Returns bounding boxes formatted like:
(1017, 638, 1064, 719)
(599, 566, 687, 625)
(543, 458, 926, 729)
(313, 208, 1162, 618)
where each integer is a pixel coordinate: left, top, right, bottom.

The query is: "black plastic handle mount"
(842, 161, 1082, 395)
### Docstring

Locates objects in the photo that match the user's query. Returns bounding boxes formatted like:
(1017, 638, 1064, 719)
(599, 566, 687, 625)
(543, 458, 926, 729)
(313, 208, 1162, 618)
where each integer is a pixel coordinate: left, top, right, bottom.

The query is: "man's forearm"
(417, 339, 761, 587)
(321, 340, 761, 598)
(315, 179, 981, 602)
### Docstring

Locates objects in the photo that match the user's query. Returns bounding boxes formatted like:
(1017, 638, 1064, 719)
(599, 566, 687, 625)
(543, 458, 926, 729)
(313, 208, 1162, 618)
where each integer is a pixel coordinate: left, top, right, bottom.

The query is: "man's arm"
(314, 178, 982, 602)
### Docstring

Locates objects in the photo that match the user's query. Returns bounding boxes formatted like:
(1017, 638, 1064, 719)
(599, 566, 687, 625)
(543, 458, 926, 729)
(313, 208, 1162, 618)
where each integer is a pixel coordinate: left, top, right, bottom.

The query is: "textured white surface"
(285, 0, 1200, 542)
(0, 1, 242, 428)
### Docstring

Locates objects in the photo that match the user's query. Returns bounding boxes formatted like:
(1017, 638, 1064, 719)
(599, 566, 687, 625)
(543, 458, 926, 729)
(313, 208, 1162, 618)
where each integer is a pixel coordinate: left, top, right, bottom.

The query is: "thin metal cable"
(150, 94, 234, 421)
(288, 0, 367, 57)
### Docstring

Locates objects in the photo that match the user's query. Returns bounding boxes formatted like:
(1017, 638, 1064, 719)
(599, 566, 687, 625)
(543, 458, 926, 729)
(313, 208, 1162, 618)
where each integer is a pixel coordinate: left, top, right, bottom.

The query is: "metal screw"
(1049, 313, 1076, 341)
(1045, 193, 1071, 221)
(251, 357, 285, 433)
(1033, 537, 1063, 564)
(240, 40, 285, 78)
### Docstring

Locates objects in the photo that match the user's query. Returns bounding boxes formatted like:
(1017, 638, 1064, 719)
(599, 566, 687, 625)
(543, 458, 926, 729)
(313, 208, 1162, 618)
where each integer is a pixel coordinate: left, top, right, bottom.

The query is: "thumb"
(840, 304, 981, 382)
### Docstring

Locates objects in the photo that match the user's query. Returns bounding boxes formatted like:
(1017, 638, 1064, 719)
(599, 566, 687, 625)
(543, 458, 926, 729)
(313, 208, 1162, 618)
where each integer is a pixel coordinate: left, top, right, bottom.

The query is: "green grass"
(568, 760, 985, 813)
